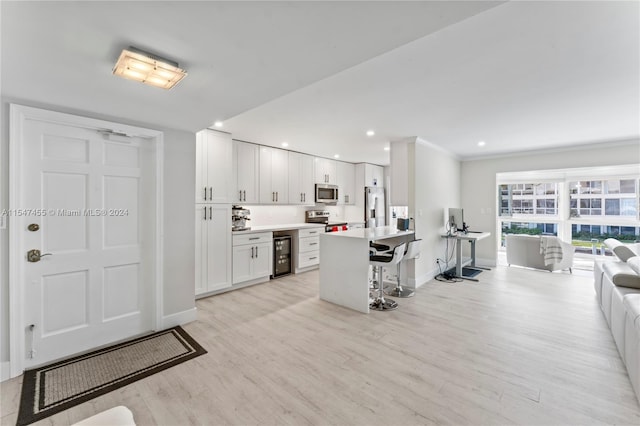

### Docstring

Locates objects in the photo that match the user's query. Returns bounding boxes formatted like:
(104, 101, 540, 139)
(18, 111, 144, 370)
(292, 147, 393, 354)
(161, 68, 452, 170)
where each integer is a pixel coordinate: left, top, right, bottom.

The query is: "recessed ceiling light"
(366, 130, 375, 137)
(334, 154, 340, 159)
(478, 141, 486, 147)
(281, 142, 289, 147)
(112, 47, 187, 90)
(383, 147, 390, 151)
(214, 121, 223, 128)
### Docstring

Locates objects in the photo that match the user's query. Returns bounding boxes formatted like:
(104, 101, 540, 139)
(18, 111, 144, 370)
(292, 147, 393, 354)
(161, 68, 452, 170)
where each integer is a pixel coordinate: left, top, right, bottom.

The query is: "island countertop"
(322, 226, 414, 241)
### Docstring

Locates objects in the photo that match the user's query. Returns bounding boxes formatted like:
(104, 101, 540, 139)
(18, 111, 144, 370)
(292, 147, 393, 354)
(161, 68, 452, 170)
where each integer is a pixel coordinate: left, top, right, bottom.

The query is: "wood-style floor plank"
(2, 265, 640, 425)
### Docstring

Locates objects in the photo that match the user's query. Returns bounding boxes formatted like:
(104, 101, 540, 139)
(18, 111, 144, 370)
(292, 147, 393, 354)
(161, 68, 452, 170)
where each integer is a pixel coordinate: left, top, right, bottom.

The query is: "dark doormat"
(17, 326, 207, 426)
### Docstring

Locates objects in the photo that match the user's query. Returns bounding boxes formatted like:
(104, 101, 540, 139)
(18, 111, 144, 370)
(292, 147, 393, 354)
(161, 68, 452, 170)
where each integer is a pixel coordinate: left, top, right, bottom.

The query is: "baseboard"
(1, 361, 10, 382)
(161, 307, 198, 329)
(410, 268, 438, 288)
(475, 257, 497, 268)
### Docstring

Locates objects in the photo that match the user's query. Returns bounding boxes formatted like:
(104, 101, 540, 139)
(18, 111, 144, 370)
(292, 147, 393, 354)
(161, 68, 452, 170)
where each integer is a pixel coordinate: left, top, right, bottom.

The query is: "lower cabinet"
(195, 204, 232, 296)
(232, 232, 273, 285)
(295, 227, 322, 272)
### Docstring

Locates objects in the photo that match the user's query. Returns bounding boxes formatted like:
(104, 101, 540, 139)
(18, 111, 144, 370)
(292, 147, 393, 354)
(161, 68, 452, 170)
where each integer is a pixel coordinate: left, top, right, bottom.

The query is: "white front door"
(13, 106, 159, 370)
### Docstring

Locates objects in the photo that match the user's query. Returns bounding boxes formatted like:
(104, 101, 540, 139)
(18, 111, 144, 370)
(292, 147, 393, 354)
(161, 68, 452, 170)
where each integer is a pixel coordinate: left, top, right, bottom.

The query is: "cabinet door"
(195, 132, 208, 203)
(336, 161, 355, 205)
(206, 130, 234, 203)
(232, 245, 254, 284)
(289, 152, 314, 205)
(206, 205, 232, 292)
(315, 157, 336, 184)
(195, 205, 208, 295)
(259, 146, 274, 203)
(364, 163, 384, 188)
(235, 141, 259, 204)
(271, 148, 288, 204)
(252, 242, 272, 278)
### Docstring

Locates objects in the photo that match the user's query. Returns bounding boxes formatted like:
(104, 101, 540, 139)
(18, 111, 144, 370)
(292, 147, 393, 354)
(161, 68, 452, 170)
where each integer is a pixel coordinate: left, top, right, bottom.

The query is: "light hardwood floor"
(2, 265, 640, 425)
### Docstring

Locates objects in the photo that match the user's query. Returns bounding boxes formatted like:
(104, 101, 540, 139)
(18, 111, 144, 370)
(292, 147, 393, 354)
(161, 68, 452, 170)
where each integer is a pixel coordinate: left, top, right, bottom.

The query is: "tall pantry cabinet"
(195, 129, 233, 297)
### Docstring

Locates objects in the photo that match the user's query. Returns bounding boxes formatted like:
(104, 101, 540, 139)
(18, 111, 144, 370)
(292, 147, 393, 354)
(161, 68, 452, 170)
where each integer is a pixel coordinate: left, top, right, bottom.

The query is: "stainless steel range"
(305, 210, 348, 232)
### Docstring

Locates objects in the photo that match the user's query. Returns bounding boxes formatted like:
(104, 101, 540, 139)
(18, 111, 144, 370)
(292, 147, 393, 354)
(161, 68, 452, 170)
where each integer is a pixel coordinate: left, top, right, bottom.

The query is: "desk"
(320, 226, 415, 313)
(441, 232, 491, 281)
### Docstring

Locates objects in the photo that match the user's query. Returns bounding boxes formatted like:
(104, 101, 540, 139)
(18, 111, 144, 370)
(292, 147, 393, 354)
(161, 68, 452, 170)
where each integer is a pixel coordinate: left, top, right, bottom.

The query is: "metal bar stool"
(385, 239, 421, 298)
(369, 241, 390, 290)
(369, 242, 405, 311)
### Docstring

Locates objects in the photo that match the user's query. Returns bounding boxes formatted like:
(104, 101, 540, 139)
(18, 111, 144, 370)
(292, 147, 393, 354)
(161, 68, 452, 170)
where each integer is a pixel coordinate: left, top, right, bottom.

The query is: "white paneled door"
(11, 106, 160, 371)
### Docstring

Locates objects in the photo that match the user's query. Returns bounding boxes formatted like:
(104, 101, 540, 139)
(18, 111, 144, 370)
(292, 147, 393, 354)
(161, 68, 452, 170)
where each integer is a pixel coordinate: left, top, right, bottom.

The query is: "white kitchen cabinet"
(295, 227, 322, 272)
(233, 232, 273, 285)
(364, 163, 384, 188)
(289, 151, 315, 205)
(336, 161, 355, 205)
(259, 146, 289, 204)
(195, 204, 232, 296)
(233, 140, 259, 204)
(315, 157, 337, 184)
(195, 129, 234, 203)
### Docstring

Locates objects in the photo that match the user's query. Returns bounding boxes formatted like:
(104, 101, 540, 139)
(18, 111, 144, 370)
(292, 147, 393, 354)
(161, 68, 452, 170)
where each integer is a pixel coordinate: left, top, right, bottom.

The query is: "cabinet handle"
(249, 237, 259, 240)
(239, 190, 243, 201)
(209, 187, 213, 200)
(209, 206, 212, 220)
(203, 206, 207, 220)
(243, 190, 246, 202)
(203, 187, 207, 201)
(309, 231, 317, 234)
(255, 246, 259, 257)
(276, 192, 278, 202)
(251, 247, 254, 258)
(300, 192, 303, 202)
(303, 193, 306, 202)
(309, 256, 318, 260)
(309, 242, 318, 246)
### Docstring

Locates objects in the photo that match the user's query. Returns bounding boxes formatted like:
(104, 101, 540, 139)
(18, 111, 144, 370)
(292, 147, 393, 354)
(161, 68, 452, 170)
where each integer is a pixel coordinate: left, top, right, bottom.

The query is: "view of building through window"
(497, 173, 639, 260)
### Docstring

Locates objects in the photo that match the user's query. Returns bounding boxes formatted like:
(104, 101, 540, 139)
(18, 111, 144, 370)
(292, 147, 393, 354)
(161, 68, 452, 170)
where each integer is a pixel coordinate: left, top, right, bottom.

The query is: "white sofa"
(505, 234, 575, 272)
(594, 239, 640, 405)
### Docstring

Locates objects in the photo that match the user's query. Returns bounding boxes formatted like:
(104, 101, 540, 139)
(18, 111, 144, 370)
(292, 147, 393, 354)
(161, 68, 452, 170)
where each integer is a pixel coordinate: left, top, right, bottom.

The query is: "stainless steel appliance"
(232, 206, 251, 231)
(365, 187, 386, 228)
(305, 210, 348, 232)
(273, 235, 292, 278)
(315, 184, 339, 205)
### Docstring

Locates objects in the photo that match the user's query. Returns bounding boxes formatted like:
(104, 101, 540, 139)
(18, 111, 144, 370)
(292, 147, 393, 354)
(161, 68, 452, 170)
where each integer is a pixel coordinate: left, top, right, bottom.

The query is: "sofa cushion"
(604, 238, 640, 262)
(603, 261, 640, 289)
(624, 295, 640, 404)
(628, 256, 640, 275)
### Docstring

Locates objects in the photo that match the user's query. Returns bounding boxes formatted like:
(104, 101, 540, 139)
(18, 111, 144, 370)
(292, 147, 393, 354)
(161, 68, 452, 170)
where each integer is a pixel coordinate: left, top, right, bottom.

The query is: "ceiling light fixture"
(384, 147, 390, 151)
(214, 121, 224, 128)
(366, 130, 375, 137)
(112, 47, 187, 90)
(478, 141, 486, 147)
(281, 142, 289, 147)
(334, 154, 340, 159)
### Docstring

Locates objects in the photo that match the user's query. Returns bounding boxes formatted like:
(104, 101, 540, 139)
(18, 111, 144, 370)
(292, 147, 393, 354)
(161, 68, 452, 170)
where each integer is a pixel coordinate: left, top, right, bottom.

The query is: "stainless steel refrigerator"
(365, 186, 386, 228)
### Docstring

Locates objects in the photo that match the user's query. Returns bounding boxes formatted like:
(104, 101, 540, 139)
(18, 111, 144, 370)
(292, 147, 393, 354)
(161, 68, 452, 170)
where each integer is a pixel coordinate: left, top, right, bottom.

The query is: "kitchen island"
(319, 226, 415, 313)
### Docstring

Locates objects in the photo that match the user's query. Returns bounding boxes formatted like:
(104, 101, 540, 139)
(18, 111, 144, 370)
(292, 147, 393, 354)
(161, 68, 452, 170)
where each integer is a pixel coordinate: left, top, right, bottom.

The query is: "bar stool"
(369, 241, 390, 290)
(385, 239, 421, 298)
(369, 242, 405, 311)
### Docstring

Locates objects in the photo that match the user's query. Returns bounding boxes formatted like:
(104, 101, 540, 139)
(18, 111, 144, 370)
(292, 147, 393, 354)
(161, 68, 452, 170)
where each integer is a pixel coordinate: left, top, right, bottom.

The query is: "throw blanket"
(540, 236, 563, 265)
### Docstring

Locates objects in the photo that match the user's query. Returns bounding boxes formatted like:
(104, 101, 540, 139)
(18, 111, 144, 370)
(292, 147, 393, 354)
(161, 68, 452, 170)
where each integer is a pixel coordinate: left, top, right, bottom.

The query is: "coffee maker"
(232, 206, 251, 231)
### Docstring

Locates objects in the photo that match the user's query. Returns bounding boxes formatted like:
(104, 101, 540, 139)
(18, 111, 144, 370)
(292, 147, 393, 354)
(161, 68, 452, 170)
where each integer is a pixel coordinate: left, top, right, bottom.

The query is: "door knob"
(27, 249, 52, 262)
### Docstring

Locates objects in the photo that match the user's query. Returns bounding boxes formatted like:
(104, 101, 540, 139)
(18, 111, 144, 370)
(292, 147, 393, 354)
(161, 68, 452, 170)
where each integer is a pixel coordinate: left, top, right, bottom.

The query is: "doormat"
(17, 326, 206, 426)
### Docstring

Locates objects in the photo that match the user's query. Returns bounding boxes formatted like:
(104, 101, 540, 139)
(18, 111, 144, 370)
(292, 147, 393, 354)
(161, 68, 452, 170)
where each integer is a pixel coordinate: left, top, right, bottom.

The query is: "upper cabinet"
(289, 151, 315, 205)
(195, 129, 234, 203)
(315, 157, 337, 184)
(233, 140, 260, 204)
(259, 146, 289, 204)
(336, 161, 355, 205)
(364, 163, 384, 188)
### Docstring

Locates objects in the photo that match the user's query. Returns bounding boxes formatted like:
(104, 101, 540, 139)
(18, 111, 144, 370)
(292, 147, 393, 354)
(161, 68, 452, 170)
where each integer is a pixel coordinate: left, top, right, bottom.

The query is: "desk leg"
(470, 240, 476, 268)
(456, 239, 462, 277)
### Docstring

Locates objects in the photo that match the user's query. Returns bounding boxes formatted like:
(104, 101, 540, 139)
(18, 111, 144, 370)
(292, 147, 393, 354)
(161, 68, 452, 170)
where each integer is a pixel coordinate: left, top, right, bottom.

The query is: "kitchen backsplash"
(243, 204, 362, 226)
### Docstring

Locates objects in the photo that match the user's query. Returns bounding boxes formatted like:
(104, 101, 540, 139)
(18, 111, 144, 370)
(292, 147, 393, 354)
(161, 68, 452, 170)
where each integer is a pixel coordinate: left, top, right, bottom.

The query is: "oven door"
(315, 184, 338, 204)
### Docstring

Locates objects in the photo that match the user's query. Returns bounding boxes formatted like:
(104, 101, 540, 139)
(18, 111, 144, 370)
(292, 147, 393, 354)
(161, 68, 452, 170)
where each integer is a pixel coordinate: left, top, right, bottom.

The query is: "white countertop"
(233, 223, 324, 234)
(322, 225, 414, 241)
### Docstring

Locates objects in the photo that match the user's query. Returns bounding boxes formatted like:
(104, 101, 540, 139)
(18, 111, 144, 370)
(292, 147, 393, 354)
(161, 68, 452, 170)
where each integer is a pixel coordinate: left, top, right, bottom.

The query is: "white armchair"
(506, 234, 575, 273)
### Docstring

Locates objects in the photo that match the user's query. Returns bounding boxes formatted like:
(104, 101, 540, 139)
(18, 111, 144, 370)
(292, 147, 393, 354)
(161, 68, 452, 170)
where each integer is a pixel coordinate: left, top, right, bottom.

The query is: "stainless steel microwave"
(315, 184, 339, 204)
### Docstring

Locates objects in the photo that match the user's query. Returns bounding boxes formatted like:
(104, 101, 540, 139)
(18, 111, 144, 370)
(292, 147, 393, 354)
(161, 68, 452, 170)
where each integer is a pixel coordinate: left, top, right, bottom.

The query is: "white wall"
(0, 99, 195, 374)
(460, 139, 640, 264)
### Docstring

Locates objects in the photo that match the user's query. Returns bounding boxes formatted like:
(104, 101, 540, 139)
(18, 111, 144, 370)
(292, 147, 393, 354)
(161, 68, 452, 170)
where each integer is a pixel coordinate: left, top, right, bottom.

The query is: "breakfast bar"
(319, 226, 415, 313)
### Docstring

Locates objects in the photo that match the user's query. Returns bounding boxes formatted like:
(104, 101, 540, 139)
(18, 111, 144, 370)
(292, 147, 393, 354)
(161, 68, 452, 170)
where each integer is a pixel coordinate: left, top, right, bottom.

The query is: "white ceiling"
(2, 1, 638, 165)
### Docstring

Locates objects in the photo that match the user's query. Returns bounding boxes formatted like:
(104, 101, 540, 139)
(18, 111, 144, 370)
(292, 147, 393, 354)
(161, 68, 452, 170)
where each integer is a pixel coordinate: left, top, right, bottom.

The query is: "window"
(499, 183, 558, 217)
(569, 178, 638, 219)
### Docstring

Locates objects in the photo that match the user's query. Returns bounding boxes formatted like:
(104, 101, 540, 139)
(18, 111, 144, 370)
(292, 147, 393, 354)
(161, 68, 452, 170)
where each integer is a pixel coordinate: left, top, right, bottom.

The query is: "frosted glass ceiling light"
(113, 47, 187, 90)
